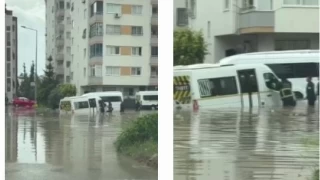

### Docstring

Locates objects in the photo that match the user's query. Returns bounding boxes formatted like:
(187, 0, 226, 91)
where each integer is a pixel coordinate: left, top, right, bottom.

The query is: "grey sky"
(6, 0, 46, 75)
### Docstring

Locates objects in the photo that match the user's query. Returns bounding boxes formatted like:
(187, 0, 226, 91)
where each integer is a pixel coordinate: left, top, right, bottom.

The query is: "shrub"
(115, 113, 158, 152)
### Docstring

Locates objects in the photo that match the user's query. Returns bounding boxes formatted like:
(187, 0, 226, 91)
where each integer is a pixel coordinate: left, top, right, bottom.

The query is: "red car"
(12, 97, 36, 107)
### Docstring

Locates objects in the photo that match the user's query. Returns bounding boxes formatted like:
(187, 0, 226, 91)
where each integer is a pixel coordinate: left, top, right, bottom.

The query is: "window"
(105, 66, 120, 76)
(266, 63, 319, 79)
(7, 63, 11, 77)
(106, 46, 120, 55)
(143, 95, 158, 101)
(84, 9, 87, 19)
(6, 26, 10, 31)
(71, 2, 74, 11)
(82, 29, 87, 39)
(225, 0, 230, 9)
(151, 26, 158, 36)
(6, 32, 10, 46)
(66, 31, 71, 39)
(131, 67, 141, 76)
(283, 0, 318, 5)
(151, 66, 158, 77)
(74, 101, 89, 109)
(176, 8, 188, 26)
(198, 77, 238, 98)
(190, 0, 196, 17)
(90, 23, 103, 37)
(59, 1, 64, 9)
(12, 25, 15, 32)
(90, 1, 103, 16)
(66, 61, 71, 67)
(152, 6, 158, 15)
(100, 96, 122, 102)
(275, 40, 310, 50)
(242, 0, 254, 8)
(132, 5, 142, 15)
(66, 2, 70, 9)
(89, 65, 102, 77)
(106, 25, 121, 34)
(106, 3, 121, 13)
(6, 48, 10, 61)
(132, 47, 142, 56)
(151, 46, 158, 57)
(12, 52, 15, 60)
(7, 78, 11, 92)
(90, 44, 103, 57)
(84, 48, 87, 58)
(132, 26, 143, 35)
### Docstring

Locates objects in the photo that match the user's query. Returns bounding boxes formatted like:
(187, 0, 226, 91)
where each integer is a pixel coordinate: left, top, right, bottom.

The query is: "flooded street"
(174, 102, 319, 180)
(5, 108, 157, 180)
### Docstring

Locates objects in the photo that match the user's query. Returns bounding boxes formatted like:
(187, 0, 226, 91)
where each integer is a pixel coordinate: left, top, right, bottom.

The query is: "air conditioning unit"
(114, 13, 121, 18)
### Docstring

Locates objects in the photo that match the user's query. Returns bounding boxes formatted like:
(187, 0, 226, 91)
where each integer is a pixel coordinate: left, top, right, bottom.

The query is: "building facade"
(45, 0, 158, 96)
(5, 7, 18, 102)
(174, 0, 319, 63)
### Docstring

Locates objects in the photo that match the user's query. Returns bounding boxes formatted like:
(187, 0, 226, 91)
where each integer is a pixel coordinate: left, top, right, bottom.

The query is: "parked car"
(12, 97, 36, 107)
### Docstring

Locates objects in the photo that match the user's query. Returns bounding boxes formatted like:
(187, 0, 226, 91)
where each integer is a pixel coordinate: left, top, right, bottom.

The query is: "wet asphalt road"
(5, 108, 157, 180)
(174, 101, 319, 180)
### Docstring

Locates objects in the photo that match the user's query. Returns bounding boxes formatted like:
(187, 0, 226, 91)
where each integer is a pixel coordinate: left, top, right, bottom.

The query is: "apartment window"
(84, 68, 86, 77)
(7, 78, 11, 92)
(90, 1, 103, 16)
(67, 47, 71, 54)
(105, 66, 120, 76)
(67, 17, 71, 24)
(275, 40, 310, 50)
(84, 9, 87, 19)
(90, 23, 103, 37)
(151, 66, 158, 77)
(225, 0, 230, 9)
(132, 5, 142, 15)
(6, 48, 11, 61)
(66, 2, 70, 9)
(284, 0, 318, 5)
(132, 47, 142, 56)
(12, 25, 15, 32)
(6, 32, 11, 46)
(106, 25, 121, 34)
(7, 63, 11, 77)
(132, 26, 143, 35)
(151, 46, 158, 57)
(59, 1, 64, 9)
(242, 0, 254, 9)
(66, 61, 71, 68)
(71, 2, 74, 11)
(90, 44, 103, 57)
(66, 31, 71, 39)
(198, 77, 238, 98)
(84, 48, 87, 58)
(82, 29, 87, 39)
(152, 6, 158, 16)
(90, 65, 102, 77)
(12, 52, 15, 60)
(6, 26, 10, 31)
(131, 67, 141, 76)
(176, 8, 188, 26)
(106, 46, 120, 55)
(106, 3, 121, 13)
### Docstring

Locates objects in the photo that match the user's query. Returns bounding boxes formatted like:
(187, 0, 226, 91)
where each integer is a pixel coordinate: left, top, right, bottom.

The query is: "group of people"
(279, 77, 319, 107)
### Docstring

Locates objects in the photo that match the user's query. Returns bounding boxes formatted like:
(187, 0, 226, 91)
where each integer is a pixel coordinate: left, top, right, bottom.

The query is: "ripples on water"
(5, 108, 157, 180)
(174, 104, 319, 180)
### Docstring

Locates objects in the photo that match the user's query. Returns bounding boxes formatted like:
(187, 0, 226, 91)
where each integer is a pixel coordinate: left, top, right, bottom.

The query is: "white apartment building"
(174, 0, 319, 63)
(5, 7, 18, 102)
(45, 0, 158, 96)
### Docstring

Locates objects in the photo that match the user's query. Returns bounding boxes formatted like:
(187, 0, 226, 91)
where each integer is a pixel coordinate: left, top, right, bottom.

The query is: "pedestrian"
(135, 99, 141, 111)
(306, 77, 316, 106)
(106, 101, 113, 113)
(279, 78, 296, 107)
(99, 100, 105, 113)
(120, 101, 125, 113)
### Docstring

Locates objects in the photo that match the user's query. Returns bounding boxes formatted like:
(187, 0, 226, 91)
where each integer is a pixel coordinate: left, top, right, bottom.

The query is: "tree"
(174, 29, 208, 66)
(19, 63, 30, 98)
(38, 55, 58, 106)
(48, 87, 62, 109)
(59, 84, 77, 97)
(28, 62, 35, 100)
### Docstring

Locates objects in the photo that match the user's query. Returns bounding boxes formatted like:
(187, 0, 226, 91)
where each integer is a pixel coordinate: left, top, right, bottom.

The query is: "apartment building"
(45, 0, 158, 96)
(5, 7, 18, 102)
(174, 0, 319, 63)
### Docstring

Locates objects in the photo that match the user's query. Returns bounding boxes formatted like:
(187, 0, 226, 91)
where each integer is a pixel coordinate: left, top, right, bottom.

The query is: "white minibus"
(174, 63, 282, 110)
(81, 91, 123, 111)
(135, 91, 158, 110)
(219, 50, 319, 99)
(59, 96, 91, 115)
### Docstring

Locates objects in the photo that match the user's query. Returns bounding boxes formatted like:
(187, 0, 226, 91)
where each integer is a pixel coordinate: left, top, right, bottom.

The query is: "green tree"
(47, 87, 62, 109)
(19, 63, 30, 98)
(174, 29, 208, 65)
(59, 84, 77, 97)
(38, 55, 58, 106)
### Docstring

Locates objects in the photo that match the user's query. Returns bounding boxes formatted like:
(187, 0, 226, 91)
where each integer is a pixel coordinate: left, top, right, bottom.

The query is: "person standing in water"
(306, 77, 316, 106)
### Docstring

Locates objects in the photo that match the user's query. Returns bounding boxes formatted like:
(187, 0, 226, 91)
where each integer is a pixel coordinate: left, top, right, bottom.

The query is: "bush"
(115, 113, 158, 153)
(47, 87, 63, 109)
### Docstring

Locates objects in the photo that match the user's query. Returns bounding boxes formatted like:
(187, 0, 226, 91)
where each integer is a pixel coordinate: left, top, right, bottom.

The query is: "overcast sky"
(6, 0, 46, 75)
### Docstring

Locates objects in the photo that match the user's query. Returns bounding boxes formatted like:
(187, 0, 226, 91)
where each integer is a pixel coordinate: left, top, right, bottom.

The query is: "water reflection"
(174, 105, 319, 180)
(5, 108, 157, 179)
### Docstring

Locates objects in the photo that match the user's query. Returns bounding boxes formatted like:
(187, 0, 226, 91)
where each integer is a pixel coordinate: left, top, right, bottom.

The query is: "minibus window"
(267, 63, 319, 79)
(143, 95, 158, 101)
(100, 96, 122, 102)
(264, 73, 280, 90)
(74, 101, 89, 109)
(198, 76, 238, 98)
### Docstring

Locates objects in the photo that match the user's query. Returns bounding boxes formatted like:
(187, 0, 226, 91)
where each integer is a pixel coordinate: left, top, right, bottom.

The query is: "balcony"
(89, 56, 103, 65)
(150, 56, 158, 65)
(151, 15, 158, 25)
(89, 35, 103, 45)
(89, 12, 103, 25)
(151, 35, 158, 45)
(88, 76, 102, 85)
(239, 11, 274, 34)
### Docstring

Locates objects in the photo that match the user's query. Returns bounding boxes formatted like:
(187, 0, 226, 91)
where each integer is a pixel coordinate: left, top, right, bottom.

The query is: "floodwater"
(174, 102, 319, 180)
(5, 108, 157, 180)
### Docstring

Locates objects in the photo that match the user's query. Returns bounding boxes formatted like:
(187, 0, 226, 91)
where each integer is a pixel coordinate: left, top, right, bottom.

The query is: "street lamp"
(21, 25, 38, 103)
